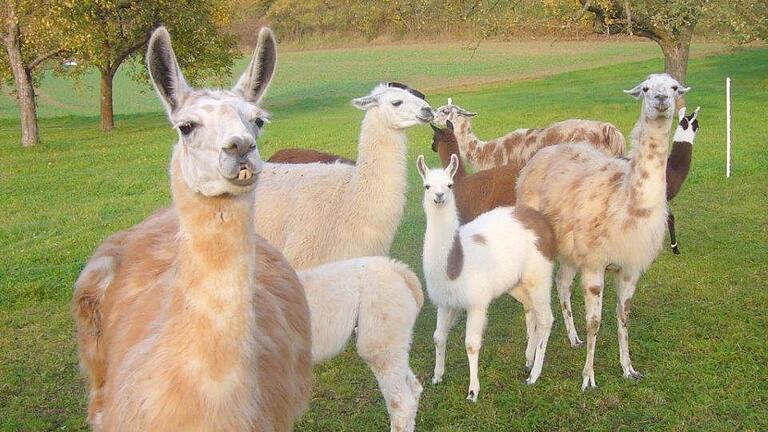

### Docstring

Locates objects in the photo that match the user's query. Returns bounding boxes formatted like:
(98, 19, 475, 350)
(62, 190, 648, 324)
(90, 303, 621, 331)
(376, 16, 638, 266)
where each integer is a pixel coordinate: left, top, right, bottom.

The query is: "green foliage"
(64, 0, 239, 84)
(0, 45, 766, 430)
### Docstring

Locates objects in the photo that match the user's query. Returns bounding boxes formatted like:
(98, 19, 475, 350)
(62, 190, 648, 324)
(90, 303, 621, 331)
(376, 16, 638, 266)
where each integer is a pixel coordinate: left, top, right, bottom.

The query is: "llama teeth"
(238, 169, 251, 180)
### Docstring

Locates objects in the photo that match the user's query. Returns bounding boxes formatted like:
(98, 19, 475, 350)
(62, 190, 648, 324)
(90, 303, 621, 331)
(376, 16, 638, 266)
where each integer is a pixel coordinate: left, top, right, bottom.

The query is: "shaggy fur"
(418, 155, 554, 402)
(516, 73, 688, 390)
(430, 123, 523, 224)
(299, 257, 424, 432)
(432, 99, 626, 172)
(72, 27, 312, 430)
(251, 83, 433, 270)
(268, 148, 355, 165)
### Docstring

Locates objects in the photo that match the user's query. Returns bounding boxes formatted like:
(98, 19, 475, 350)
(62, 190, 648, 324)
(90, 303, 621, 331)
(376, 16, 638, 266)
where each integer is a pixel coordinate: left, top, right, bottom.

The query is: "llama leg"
(526, 279, 555, 385)
(581, 268, 605, 391)
(556, 263, 582, 347)
(668, 211, 680, 255)
(617, 270, 642, 379)
(509, 286, 536, 370)
(432, 306, 459, 385)
(465, 305, 488, 402)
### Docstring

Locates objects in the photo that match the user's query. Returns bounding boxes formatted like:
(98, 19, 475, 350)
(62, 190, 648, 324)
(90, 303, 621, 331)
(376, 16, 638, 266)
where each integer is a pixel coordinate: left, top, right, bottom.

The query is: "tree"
(573, 1, 706, 86)
(1, 0, 70, 147)
(68, 0, 237, 131)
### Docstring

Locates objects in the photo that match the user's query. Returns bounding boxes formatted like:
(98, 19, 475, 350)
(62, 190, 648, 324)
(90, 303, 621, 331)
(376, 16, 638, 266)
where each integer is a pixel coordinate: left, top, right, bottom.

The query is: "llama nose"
(435, 192, 445, 201)
(223, 136, 255, 157)
(655, 94, 669, 102)
(421, 107, 434, 120)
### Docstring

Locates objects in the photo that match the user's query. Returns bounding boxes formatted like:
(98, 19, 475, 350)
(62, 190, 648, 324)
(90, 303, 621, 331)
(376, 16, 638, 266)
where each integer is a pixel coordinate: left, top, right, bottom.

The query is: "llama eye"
(254, 118, 265, 128)
(672, 85, 678, 91)
(392, 101, 403, 107)
(448, 184, 453, 189)
(424, 185, 430, 190)
(642, 87, 649, 92)
(178, 122, 197, 136)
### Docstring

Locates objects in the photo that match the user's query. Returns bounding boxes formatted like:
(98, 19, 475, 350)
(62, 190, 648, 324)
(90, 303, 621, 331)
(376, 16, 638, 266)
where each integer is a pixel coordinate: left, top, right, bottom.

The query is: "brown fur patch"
(447, 232, 464, 280)
(472, 234, 487, 245)
(512, 206, 556, 260)
(466, 346, 478, 355)
(589, 285, 601, 296)
(588, 317, 601, 335)
(268, 148, 355, 165)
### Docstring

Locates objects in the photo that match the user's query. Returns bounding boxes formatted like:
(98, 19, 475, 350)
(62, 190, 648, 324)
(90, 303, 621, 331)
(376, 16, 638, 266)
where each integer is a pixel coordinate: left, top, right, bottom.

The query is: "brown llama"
(268, 148, 355, 165)
(72, 27, 312, 430)
(429, 122, 523, 224)
(432, 98, 626, 172)
(665, 107, 700, 254)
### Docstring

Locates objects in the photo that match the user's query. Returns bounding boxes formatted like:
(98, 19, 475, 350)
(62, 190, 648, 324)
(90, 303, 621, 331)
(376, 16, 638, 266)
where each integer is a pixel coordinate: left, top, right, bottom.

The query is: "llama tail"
(605, 123, 627, 157)
(390, 259, 424, 309)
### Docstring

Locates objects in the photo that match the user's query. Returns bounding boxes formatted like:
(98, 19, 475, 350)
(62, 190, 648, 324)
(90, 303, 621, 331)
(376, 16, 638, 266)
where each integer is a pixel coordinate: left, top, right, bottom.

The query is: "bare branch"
(26, 49, 63, 71)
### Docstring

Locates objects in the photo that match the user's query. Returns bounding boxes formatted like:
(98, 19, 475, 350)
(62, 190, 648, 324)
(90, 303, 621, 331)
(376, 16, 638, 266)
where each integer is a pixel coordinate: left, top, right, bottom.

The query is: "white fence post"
(726, 77, 732, 178)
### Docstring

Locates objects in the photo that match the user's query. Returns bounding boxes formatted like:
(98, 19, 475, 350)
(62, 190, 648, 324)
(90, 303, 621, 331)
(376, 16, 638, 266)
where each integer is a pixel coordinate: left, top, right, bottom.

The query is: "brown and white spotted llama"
(429, 121, 522, 224)
(432, 98, 626, 172)
(516, 73, 691, 390)
(268, 148, 355, 165)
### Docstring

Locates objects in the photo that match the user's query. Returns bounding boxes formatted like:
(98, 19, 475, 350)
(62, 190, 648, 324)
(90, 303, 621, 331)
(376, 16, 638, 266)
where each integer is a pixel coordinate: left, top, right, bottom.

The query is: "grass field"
(1, 40, 767, 431)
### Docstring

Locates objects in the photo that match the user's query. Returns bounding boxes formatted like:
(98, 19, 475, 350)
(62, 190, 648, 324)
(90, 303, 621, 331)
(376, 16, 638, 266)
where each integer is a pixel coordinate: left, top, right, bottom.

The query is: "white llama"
(252, 82, 434, 270)
(418, 154, 555, 402)
(72, 27, 312, 430)
(299, 257, 424, 432)
(516, 73, 691, 390)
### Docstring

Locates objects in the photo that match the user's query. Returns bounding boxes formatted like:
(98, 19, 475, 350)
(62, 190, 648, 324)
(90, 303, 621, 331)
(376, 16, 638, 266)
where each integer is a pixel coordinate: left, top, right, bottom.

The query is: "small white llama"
(418, 154, 555, 402)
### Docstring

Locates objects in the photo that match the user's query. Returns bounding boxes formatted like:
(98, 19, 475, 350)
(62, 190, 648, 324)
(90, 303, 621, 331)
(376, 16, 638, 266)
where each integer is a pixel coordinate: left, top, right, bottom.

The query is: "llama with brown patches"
(72, 27, 312, 430)
(268, 148, 355, 165)
(252, 82, 433, 270)
(665, 106, 700, 254)
(429, 121, 523, 224)
(419, 154, 554, 402)
(516, 73, 691, 390)
(432, 98, 626, 172)
(299, 257, 424, 432)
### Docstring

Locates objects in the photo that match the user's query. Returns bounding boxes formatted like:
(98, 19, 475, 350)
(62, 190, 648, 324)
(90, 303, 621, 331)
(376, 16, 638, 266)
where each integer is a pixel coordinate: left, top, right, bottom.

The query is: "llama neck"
(352, 109, 408, 204)
(437, 138, 467, 179)
(452, 117, 484, 160)
(626, 114, 674, 209)
(665, 140, 692, 200)
(423, 199, 460, 273)
(169, 154, 257, 335)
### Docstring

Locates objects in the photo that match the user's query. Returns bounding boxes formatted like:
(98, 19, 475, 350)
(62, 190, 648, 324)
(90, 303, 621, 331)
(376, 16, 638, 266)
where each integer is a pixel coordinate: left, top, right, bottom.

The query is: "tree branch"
(26, 48, 62, 71)
(110, 32, 151, 75)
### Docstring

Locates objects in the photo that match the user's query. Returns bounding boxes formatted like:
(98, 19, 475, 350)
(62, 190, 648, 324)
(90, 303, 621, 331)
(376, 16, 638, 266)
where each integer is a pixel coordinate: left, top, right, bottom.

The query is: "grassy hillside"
(1, 46, 766, 431)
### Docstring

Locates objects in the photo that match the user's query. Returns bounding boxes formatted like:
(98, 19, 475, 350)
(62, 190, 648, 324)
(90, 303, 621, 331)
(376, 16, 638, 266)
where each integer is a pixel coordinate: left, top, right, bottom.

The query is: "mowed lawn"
(1, 42, 766, 431)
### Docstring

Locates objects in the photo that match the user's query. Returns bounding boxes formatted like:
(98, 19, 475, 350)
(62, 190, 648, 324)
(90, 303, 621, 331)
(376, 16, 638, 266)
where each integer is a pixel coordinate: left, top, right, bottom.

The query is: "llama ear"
(623, 84, 643, 100)
(233, 27, 277, 104)
(352, 95, 378, 110)
(677, 107, 687, 121)
(447, 154, 459, 179)
(458, 108, 476, 117)
(446, 119, 454, 131)
(416, 155, 428, 180)
(447, 97, 453, 105)
(677, 85, 691, 96)
(147, 27, 190, 114)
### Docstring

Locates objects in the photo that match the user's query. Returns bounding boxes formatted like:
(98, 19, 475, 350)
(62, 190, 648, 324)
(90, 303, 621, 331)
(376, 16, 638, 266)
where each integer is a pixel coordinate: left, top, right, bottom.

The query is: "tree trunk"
(100, 69, 115, 131)
(659, 35, 692, 108)
(3, 9, 40, 147)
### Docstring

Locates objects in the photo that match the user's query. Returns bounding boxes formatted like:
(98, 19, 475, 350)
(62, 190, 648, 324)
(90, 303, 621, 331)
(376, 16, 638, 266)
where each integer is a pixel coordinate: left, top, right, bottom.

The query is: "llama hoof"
(431, 376, 443, 385)
(570, 339, 585, 348)
(525, 376, 537, 386)
(524, 362, 533, 372)
(623, 370, 644, 380)
(581, 375, 597, 391)
(672, 245, 680, 255)
(466, 390, 478, 403)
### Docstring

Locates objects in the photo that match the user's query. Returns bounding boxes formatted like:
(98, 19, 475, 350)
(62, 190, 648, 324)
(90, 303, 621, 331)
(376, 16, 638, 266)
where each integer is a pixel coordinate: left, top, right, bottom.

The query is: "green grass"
(1, 43, 767, 431)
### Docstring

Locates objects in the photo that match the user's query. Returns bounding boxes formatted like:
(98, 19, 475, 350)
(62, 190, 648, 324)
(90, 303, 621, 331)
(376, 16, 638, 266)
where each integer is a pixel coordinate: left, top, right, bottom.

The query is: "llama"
(429, 121, 523, 224)
(432, 98, 626, 171)
(418, 154, 555, 402)
(251, 82, 433, 270)
(298, 257, 424, 432)
(665, 106, 700, 254)
(516, 73, 691, 390)
(72, 27, 312, 430)
(268, 148, 355, 165)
